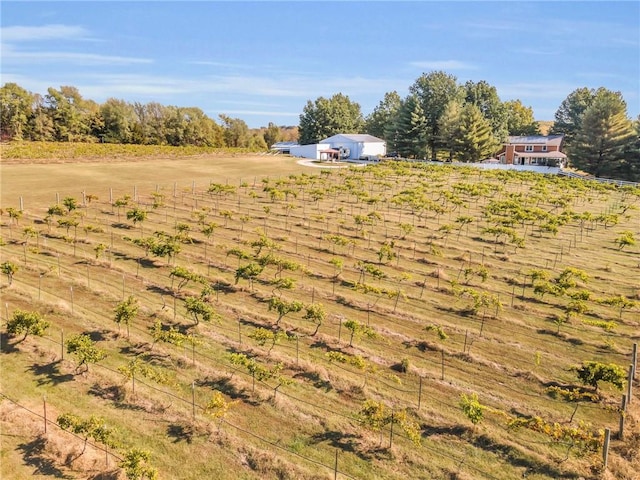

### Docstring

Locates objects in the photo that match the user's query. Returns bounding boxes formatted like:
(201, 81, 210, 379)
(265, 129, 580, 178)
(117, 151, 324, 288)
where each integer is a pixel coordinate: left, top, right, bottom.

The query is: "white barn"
(278, 134, 386, 161)
(319, 134, 386, 160)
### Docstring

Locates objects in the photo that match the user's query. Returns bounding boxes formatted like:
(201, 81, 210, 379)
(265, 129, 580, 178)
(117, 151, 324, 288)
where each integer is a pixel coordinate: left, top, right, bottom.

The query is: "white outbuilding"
(279, 133, 386, 161)
(288, 143, 327, 159)
(319, 134, 386, 160)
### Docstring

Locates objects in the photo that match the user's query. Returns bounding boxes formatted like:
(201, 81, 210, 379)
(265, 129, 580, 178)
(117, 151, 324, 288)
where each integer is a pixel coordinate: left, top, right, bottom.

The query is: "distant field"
(1, 151, 312, 208)
(1, 147, 639, 480)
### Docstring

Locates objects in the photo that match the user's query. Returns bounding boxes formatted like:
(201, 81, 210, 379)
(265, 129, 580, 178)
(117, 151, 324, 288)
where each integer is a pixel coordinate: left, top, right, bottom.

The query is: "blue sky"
(1, 1, 638, 128)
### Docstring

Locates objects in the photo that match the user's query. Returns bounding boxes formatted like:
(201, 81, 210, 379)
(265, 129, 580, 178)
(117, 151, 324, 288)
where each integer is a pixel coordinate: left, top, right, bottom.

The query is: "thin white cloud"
(1, 24, 90, 41)
(463, 14, 639, 49)
(409, 60, 476, 71)
(77, 74, 188, 97)
(9, 71, 399, 109)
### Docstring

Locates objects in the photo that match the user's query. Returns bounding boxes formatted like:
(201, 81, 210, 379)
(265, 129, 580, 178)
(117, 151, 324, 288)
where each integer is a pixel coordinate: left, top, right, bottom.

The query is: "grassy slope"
(1, 146, 639, 480)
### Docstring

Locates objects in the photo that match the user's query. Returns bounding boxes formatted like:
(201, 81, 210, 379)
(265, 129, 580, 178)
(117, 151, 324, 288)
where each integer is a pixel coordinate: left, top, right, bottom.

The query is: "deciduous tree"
(463, 80, 507, 140)
(0, 82, 33, 140)
(120, 449, 158, 480)
(6, 310, 49, 340)
(298, 93, 364, 145)
(57, 413, 118, 457)
(114, 295, 139, 337)
(1, 261, 18, 286)
(409, 71, 463, 160)
(503, 99, 539, 136)
(459, 392, 485, 428)
(573, 361, 626, 391)
(66, 333, 107, 372)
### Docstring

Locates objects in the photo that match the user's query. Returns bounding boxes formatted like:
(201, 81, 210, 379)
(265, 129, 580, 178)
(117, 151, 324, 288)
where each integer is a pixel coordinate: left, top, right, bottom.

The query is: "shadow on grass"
(28, 360, 74, 386)
(17, 436, 72, 478)
(85, 329, 114, 343)
(310, 430, 370, 460)
(293, 371, 333, 392)
(110, 223, 132, 230)
(403, 339, 437, 353)
(0, 332, 20, 354)
(309, 339, 329, 350)
(423, 424, 470, 437)
(146, 284, 174, 297)
(88, 383, 145, 412)
(433, 304, 456, 315)
(88, 471, 120, 480)
(196, 375, 260, 406)
(470, 434, 583, 479)
(239, 317, 271, 330)
(88, 383, 125, 403)
(119, 343, 150, 356)
(212, 280, 235, 295)
(536, 329, 584, 346)
(425, 424, 582, 477)
(118, 346, 174, 368)
(167, 423, 194, 444)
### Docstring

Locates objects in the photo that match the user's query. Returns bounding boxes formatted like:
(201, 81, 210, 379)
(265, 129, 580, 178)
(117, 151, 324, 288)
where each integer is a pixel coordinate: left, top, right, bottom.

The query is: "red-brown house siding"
(496, 135, 564, 165)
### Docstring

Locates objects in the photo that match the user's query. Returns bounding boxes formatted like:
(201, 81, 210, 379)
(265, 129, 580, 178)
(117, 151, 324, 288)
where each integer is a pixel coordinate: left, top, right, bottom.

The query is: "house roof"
(507, 134, 564, 147)
(320, 134, 385, 144)
(514, 150, 567, 158)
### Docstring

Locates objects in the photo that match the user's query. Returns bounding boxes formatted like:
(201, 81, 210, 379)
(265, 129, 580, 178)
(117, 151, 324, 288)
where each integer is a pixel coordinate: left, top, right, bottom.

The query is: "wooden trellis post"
(619, 395, 627, 439)
(603, 428, 611, 468)
(43, 395, 47, 433)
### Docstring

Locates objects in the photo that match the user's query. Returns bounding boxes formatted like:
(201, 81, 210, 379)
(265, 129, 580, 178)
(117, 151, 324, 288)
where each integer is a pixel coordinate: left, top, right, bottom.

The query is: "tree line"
(0, 83, 296, 149)
(2, 73, 638, 181)
(298, 71, 639, 181)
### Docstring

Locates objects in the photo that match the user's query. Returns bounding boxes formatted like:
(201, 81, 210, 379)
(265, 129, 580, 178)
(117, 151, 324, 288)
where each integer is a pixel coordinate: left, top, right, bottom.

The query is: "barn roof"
(320, 134, 385, 144)
(271, 141, 299, 148)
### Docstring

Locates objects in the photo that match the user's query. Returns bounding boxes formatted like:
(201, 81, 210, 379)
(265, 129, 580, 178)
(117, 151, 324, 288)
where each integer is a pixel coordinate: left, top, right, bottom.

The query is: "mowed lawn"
(1, 154, 313, 208)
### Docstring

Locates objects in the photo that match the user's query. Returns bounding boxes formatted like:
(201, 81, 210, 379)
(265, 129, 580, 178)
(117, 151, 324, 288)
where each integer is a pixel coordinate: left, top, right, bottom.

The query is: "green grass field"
(1, 144, 639, 480)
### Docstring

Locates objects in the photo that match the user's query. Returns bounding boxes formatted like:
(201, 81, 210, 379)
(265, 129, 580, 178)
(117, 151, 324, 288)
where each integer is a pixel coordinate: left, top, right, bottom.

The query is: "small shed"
(289, 143, 326, 159)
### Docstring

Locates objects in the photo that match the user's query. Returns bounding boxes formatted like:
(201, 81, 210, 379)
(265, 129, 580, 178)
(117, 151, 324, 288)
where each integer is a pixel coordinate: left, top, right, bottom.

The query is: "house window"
(525, 145, 534, 152)
(542, 145, 547, 152)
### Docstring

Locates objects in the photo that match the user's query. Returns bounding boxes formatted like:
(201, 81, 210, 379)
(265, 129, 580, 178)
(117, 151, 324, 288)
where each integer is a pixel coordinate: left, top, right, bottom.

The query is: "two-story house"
(496, 135, 567, 167)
